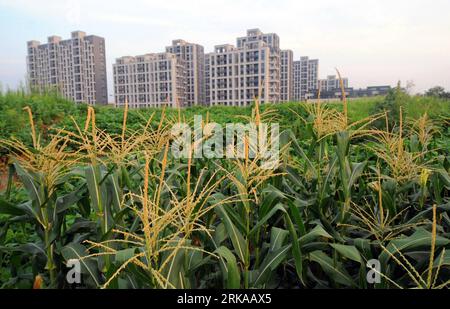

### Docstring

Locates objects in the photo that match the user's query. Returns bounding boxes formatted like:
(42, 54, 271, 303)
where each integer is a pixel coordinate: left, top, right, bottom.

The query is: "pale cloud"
(0, 0, 449, 93)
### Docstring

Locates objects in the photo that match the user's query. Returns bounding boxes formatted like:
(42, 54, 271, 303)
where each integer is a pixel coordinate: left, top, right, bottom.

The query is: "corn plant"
(0, 90, 449, 289)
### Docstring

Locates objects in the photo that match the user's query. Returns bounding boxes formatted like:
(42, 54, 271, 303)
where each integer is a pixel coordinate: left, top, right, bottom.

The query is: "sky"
(0, 0, 449, 100)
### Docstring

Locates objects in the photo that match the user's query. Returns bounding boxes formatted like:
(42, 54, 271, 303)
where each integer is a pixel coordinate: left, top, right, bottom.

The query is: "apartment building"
(280, 50, 293, 102)
(27, 31, 107, 105)
(319, 75, 349, 91)
(293, 56, 319, 101)
(113, 52, 185, 108)
(166, 39, 205, 106)
(206, 29, 281, 106)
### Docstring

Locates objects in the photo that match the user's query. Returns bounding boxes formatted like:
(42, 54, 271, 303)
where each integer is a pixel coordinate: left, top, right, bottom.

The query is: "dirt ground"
(0, 166, 7, 191)
(0, 157, 8, 192)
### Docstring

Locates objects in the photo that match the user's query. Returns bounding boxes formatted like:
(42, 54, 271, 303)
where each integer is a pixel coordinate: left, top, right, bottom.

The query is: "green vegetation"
(425, 86, 450, 100)
(0, 89, 449, 289)
(1, 89, 449, 146)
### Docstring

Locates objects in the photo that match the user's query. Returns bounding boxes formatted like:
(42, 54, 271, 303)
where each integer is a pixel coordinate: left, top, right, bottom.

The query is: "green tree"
(425, 86, 450, 99)
(371, 81, 408, 130)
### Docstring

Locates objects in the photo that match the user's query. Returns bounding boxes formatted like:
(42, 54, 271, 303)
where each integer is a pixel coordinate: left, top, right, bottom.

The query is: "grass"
(324, 96, 450, 122)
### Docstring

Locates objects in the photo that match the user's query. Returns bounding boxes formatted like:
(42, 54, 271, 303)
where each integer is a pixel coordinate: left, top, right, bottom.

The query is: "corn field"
(0, 95, 449, 289)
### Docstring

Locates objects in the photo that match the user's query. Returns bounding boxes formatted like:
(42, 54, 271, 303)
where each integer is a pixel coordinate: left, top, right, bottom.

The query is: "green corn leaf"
(288, 131, 317, 178)
(56, 185, 87, 214)
(106, 172, 122, 212)
(61, 243, 101, 287)
(160, 244, 186, 289)
(115, 248, 137, 264)
(213, 223, 227, 248)
(318, 157, 338, 204)
(287, 201, 306, 237)
(433, 250, 450, 268)
(260, 185, 287, 217)
(215, 205, 248, 264)
(249, 203, 286, 236)
(285, 213, 304, 285)
(215, 246, 241, 289)
(85, 165, 103, 213)
(0, 198, 24, 216)
(299, 225, 333, 246)
(253, 245, 290, 287)
(331, 244, 363, 264)
(347, 162, 367, 192)
(269, 227, 289, 251)
(211, 193, 246, 232)
(310, 250, 355, 287)
(13, 162, 44, 208)
(380, 228, 450, 264)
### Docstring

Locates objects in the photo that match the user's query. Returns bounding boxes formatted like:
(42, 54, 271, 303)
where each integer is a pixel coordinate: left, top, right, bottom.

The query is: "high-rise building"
(319, 75, 349, 92)
(206, 29, 281, 106)
(293, 56, 319, 101)
(280, 50, 293, 102)
(27, 31, 108, 105)
(113, 53, 185, 108)
(165, 40, 205, 106)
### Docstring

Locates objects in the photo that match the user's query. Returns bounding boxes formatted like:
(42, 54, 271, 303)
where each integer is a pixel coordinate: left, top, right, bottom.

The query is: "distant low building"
(354, 86, 392, 97)
(310, 85, 393, 99)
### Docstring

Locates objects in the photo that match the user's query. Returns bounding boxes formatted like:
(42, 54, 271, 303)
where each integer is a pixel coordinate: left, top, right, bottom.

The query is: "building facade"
(113, 53, 185, 108)
(293, 56, 319, 101)
(27, 31, 108, 105)
(319, 75, 349, 92)
(206, 29, 281, 106)
(280, 50, 293, 102)
(165, 40, 205, 106)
